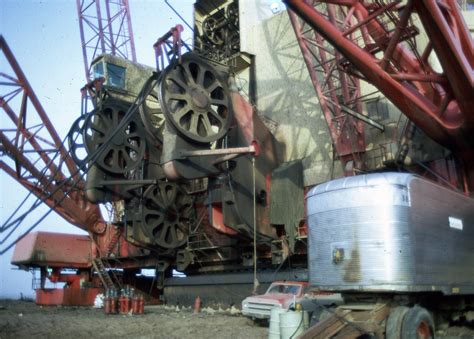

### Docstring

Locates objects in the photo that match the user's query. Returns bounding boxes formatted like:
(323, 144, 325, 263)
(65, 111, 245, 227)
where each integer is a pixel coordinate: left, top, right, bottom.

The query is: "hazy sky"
(0, 0, 194, 299)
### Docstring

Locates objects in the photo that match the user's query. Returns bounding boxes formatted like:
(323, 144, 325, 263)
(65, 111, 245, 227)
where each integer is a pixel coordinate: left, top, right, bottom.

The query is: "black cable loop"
(1, 78, 153, 254)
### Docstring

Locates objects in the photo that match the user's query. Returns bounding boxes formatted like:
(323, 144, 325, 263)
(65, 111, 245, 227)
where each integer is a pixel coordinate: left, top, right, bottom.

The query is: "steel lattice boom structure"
(76, 0, 136, 81)
(288, 9, 367, 175)
(285, 0, 474, 190)
(0, 36, 104, 235)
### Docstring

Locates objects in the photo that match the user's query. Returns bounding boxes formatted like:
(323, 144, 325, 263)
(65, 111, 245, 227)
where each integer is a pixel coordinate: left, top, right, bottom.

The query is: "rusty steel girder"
(285, 0, 474, 189)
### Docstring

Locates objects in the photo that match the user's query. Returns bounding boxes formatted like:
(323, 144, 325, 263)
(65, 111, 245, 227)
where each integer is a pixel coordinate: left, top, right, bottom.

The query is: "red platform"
(12, 231, 92, 268)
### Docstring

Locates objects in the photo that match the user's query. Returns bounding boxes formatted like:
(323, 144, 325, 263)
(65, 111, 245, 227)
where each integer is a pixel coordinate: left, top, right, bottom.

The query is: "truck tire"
(401, 306, 435, 339)
(309, 308, 332, 327)
(386, 306, 410, 339)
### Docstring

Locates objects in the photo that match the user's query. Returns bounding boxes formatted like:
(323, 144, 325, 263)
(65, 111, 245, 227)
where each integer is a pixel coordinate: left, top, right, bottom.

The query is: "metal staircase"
(106, 227, 121, 256)
(92, 257, 122, 290)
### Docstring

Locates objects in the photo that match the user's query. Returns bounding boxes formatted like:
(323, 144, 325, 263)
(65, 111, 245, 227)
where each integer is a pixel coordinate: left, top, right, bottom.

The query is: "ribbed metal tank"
(306, 172, 474, 295)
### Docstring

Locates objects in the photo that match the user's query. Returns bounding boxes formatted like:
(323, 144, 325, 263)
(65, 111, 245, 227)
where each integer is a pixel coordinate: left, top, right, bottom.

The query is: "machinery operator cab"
(89, 54, 155, 102)
(92, 58, 126, 90)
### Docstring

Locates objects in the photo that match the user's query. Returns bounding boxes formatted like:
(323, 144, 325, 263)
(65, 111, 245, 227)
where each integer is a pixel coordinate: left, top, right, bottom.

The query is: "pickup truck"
(241, 281, 308, 320)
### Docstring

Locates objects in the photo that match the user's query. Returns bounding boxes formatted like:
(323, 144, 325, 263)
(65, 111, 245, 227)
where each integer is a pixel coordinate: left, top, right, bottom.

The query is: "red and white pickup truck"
(241, 281, 309, 319)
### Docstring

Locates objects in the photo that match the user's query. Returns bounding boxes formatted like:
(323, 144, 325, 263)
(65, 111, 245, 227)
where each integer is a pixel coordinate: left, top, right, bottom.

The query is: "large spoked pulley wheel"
(67, 114, 89, 170)
(158, 53, 233, 144)
(83, 100, 146, 174)
(139, 73, 165, 144)
(202, 16, 225, 46)
(141, 182, 194, 249)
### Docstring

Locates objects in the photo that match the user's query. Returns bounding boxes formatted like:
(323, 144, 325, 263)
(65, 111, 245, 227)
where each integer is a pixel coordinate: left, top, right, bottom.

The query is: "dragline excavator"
(3, 2, 474, 328)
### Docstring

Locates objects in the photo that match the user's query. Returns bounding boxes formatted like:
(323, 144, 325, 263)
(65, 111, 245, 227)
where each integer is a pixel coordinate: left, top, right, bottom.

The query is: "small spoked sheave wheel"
(141, 182, 194, 249)
(67, 114, 89, 170)
(83, 99, 146, 174)
(202, 16, 225, 46)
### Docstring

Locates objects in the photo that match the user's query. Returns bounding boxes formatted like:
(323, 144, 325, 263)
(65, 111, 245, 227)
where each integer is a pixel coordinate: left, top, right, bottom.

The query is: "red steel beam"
(414, 1, 473, 121)
(153, 25, 190, 72)
(0, 35, 104, 232)
(1, 36, 79, 179)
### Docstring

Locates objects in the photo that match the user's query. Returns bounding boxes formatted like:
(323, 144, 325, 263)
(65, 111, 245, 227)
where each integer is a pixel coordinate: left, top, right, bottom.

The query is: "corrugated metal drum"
(306, 172, 474, 294)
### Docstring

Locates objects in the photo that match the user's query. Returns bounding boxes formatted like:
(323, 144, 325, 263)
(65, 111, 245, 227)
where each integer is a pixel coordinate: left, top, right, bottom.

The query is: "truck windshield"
(267, 284, 301, 295)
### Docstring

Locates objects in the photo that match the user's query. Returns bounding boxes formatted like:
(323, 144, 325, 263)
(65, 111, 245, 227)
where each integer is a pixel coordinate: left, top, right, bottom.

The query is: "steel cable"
(1, 133, 71, 233)
(0, 76, 154, 254)
(0, 128, 83, 243)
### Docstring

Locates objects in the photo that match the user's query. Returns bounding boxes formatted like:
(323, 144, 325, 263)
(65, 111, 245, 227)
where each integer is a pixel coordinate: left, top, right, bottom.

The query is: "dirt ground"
(1, 300, 474, 338)
(0, 300, 267, 339)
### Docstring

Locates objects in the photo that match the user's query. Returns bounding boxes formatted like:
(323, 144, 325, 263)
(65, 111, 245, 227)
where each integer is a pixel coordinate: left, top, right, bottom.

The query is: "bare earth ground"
(1, 300, 473, 338)
(0, 300, 266, 339)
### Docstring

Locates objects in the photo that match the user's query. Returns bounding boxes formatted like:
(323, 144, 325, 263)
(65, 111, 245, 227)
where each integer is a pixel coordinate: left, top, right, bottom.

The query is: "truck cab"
(241, 281, 308, 320)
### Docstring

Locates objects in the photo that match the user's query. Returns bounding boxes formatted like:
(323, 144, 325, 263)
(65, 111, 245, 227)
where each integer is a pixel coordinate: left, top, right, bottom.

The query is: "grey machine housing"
(306, 172, 474, 295)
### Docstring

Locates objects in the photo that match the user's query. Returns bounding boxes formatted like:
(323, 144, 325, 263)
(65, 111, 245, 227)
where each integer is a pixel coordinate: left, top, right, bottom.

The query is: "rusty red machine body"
(12, 232, 92, 268)
(11, 232, 101, 305)
(2, 0, 473, 307)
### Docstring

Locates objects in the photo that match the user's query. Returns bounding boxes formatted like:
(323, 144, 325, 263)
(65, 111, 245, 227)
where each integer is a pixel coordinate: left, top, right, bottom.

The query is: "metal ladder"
(106, 227, 121, 256)
(92, 257, 122, 290)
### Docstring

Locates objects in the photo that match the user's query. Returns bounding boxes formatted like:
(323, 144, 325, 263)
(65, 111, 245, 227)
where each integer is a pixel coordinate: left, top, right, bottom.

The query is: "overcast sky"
(0, 0, 194, 299)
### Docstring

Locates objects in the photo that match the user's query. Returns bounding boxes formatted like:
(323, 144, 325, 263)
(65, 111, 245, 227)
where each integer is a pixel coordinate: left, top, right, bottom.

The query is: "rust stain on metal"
(343, 247, 361, 283)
